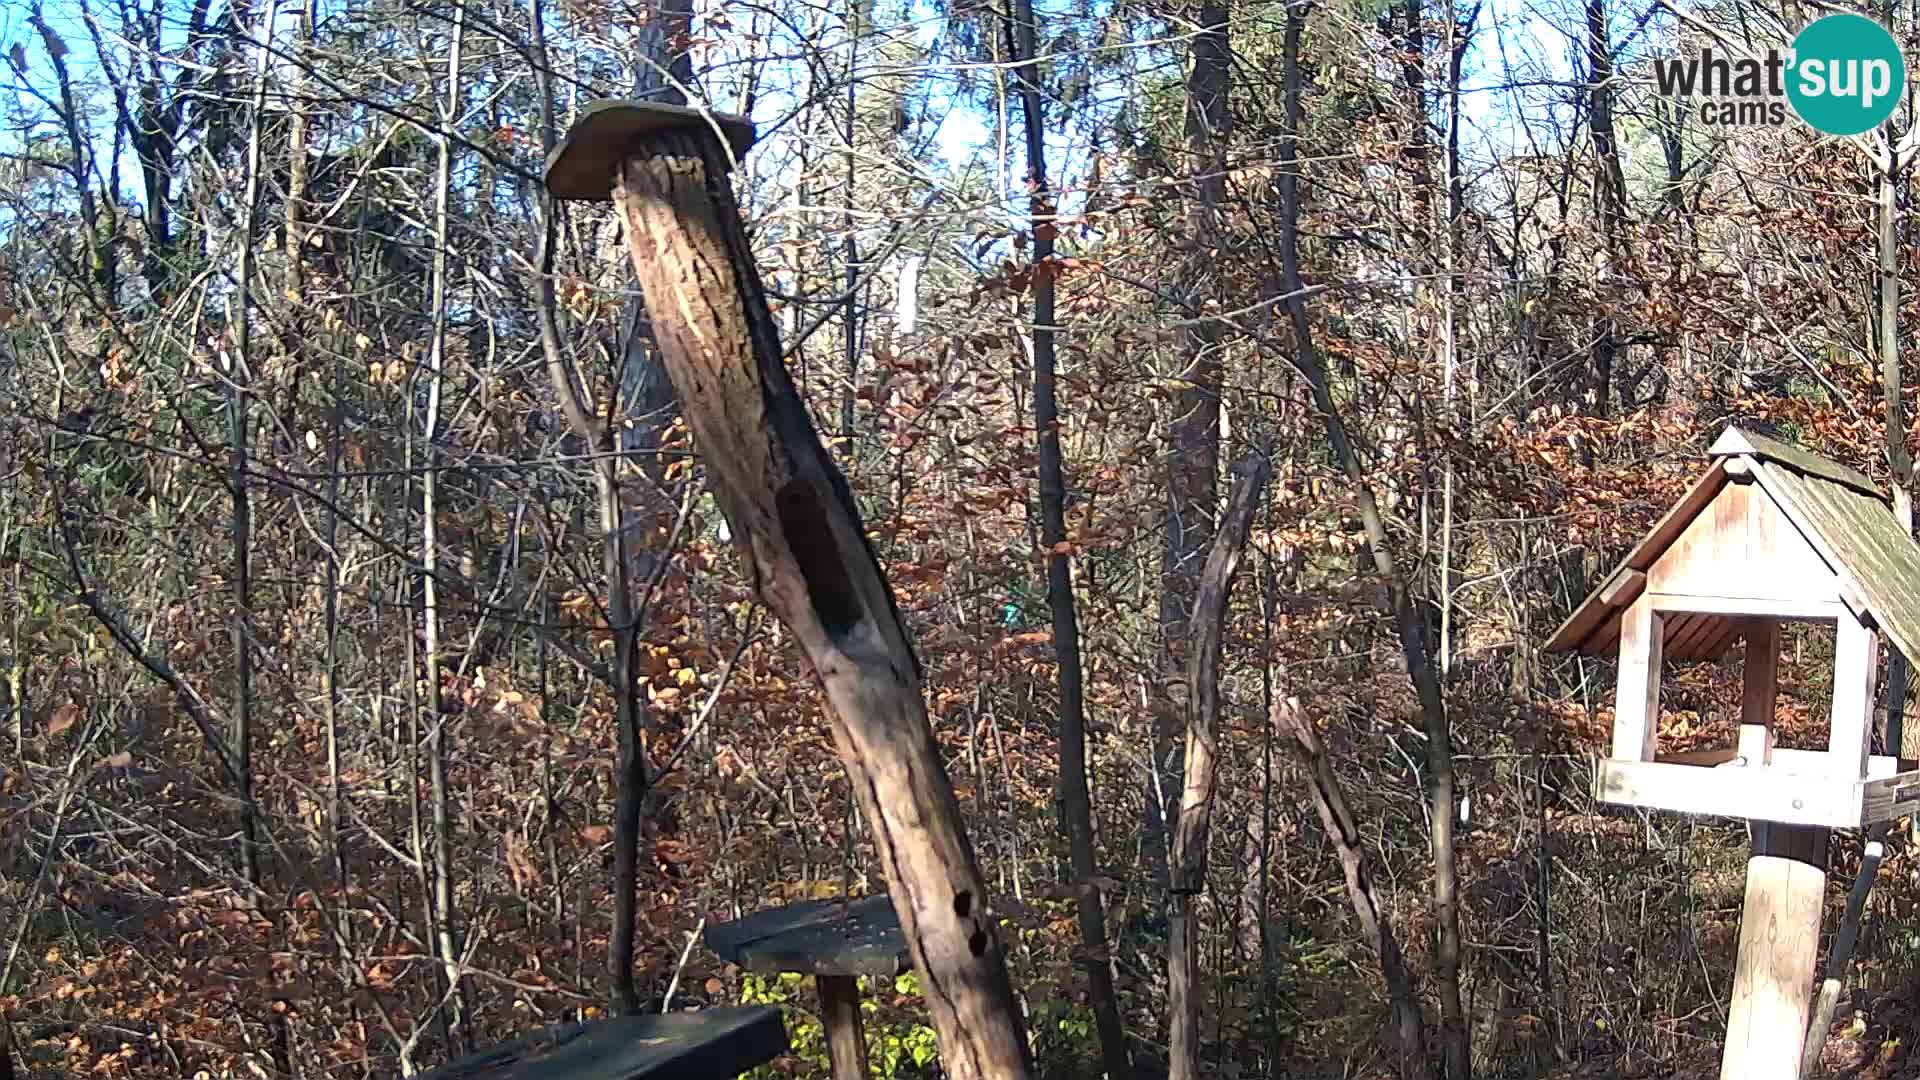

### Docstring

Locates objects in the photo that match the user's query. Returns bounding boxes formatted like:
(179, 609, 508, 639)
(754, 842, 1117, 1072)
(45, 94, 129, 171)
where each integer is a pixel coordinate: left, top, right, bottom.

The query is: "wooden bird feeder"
(704, 896, 910, 1080)
(1545, 424, 1920, 1080)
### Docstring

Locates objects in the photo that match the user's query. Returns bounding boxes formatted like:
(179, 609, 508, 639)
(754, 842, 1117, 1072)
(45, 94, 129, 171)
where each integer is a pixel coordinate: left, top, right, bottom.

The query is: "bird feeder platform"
(705, 896, 909, 1079)
(410, 1007, 787, 1079)
(1546, 425, 1920, 828)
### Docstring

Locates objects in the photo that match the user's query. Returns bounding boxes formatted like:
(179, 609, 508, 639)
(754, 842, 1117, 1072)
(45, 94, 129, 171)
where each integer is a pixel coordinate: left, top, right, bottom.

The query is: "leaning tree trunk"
(608, 128, 1035, 1080)
(1282, 697, 1431, 1078)
(1168, 449, 1271, 1080)
(1279, 3, 1466, 1074)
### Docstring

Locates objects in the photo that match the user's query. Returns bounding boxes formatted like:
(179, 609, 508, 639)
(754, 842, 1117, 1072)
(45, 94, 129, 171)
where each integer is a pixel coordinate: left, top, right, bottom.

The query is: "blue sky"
(3, 0, 1582, 236)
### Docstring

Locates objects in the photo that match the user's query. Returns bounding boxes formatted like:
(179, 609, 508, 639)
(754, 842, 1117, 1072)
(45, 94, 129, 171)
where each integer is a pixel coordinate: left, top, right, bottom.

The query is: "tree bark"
(1004, 0, 1130, 1073)
(421, 2, 468, 1041)
(1282, 698, 1431, 1079)
(609, 130, 1034, 1080)
(1149, 0, 1231, 892)
(1279, 5, 1467, 1074)
(1168, 449, 1271, 1080)
(1585, 0, 1627, 414)
(226, 0, 277, 894)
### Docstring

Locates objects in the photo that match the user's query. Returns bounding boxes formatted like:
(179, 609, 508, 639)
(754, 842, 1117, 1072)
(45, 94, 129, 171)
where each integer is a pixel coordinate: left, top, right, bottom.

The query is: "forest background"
(5, 0, 1920, 1074)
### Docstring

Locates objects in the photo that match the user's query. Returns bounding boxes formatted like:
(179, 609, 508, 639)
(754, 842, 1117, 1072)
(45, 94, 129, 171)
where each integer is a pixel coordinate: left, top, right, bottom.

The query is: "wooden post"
(1723, 604, 1827, 1080)
(1739, 619, 1779, 765)
(1720, 822, 1828, 1080)
(1830, 615, 1879, 779)
(819, 975, 870, 1079)
(1613, 596, 1662, 762)
(545, 103, 1035, 1080)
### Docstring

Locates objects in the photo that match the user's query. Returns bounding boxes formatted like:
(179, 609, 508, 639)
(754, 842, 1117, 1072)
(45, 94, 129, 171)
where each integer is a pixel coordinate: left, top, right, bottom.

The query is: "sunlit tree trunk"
(1148, 0, 1230, 894)
(226, 0, 277, 895)
(420, 0, 469, 1043)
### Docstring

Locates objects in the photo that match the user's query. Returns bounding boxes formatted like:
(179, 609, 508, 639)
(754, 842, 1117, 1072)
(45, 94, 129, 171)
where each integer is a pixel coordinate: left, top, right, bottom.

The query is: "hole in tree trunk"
(776, 480, 862, 641)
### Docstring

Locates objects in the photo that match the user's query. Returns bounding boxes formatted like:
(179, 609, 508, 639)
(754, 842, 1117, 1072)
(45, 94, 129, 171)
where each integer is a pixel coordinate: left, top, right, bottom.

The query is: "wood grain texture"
(1612, 597, 1661, 762)
(1720, 824, 1829, 1080)
(819, 975, 869, 1080)
(1740, 620, 1779, 765)
(1594, 760, 1858, 827)
(609, 132, 1032, 1080)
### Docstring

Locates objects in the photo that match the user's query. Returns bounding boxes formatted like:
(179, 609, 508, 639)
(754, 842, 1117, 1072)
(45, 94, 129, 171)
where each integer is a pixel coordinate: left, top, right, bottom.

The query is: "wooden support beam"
(820, 975, 870, 1079)
(1740, 620, 1779, 765)
(1613, 597, 1662, 762)
(1645, 593, 1847, 620)
(1720, 823, 1828, 1080)
(1594, 760, 1855, 827)
(1831, 617, 1879, 780)
(1600, 568, 1646, 607)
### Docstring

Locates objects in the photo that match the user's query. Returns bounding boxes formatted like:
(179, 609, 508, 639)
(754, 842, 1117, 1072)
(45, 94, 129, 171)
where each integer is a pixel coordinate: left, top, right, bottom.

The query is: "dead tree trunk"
(573, 115, 1034, 1080)
(1282, 697, 1431, 1079)
(1168, 449, 1271, 1080)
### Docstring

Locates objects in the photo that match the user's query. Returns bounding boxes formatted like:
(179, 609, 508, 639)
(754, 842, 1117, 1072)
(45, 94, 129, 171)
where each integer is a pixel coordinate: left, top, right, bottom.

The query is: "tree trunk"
(1005, 0, 1130, 1073)
(612, 0, 696, 467)
(1279, 5, 1467, 1074)
(526, 0, 653, 1015)
(608, 129, 1035, 1080)
(227, 0, 277, 894)
(421, 3, 468, 1042)
(1168, 450, 1271, 1080)
(1585, 0, 1627, 415)
(1150, 0, 1231, 894)
(1281, 697, 1431, 1079)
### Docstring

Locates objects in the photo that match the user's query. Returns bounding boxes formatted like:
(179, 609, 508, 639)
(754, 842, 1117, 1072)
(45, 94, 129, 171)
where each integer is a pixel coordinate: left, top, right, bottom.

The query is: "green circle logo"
(1787, 13, 1905, 136)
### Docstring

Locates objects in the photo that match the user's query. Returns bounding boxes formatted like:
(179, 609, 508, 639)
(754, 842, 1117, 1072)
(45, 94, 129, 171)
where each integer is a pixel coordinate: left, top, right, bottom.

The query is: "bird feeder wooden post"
(543, 102, 1035, 1080)
(1545, 425, 1920, 1080)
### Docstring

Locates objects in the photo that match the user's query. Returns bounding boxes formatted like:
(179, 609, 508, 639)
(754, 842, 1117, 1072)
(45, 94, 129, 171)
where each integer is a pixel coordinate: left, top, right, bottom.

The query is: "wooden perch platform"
(544, 100, 754, 200)
(1595, 748, 1920, 828)
(705, 897, 908, 1079)
(411, 1008, 787, 1079)
(549, 96, 1037, 1079)
(705, 895, 909, 978)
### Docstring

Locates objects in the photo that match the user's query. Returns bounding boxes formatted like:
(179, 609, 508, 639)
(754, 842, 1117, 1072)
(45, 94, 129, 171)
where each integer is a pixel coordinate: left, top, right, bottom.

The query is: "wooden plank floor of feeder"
(705, 895, 910, 978)
(411, 1007, 788, 1079)
(1596, 759, 1862, 827)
